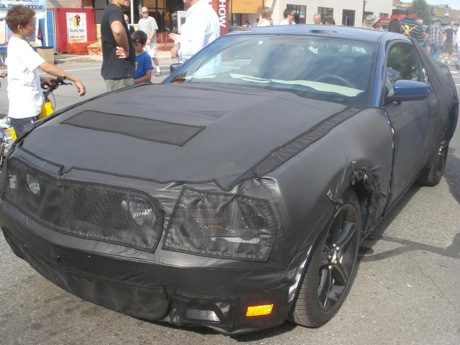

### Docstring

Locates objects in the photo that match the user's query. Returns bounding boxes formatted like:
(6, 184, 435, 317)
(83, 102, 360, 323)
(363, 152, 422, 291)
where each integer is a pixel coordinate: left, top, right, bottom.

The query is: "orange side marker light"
(246, 304, 273, 317)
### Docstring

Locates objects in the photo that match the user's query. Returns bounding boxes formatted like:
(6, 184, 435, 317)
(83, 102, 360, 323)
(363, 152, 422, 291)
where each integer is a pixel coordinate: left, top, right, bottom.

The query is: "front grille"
(4, 157, 164, 252)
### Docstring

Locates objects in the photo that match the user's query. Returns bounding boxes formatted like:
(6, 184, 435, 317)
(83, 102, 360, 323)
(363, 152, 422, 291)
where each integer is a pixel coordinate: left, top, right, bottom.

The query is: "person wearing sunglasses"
(279, 8, 296, 25)
(138, 7, 162, 77)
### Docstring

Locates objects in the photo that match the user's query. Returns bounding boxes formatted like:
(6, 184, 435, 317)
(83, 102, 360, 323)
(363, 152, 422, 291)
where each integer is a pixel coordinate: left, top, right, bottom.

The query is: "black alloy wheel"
(290, 190, 361, 327)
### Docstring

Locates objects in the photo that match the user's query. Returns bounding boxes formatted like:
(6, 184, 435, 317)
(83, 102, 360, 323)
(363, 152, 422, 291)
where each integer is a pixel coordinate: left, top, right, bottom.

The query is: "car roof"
(225, 24, 409, 44)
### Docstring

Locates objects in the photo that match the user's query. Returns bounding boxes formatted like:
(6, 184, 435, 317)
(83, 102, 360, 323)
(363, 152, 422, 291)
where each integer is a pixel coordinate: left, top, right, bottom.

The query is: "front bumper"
(1, 210, 293, 335)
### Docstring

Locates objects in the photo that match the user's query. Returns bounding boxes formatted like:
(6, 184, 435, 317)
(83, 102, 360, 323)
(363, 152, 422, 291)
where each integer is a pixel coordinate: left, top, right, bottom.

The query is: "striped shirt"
(400, 17, 425, 43)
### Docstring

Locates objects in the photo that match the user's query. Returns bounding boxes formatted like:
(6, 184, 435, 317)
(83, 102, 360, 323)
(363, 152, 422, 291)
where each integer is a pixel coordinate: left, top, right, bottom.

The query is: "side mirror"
(170, 63, 183, 73)
(386, 80, 431, 103)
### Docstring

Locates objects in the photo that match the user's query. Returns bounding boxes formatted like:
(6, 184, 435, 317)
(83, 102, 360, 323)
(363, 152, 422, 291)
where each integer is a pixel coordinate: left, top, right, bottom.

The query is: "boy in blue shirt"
(132, 30, 153, 84)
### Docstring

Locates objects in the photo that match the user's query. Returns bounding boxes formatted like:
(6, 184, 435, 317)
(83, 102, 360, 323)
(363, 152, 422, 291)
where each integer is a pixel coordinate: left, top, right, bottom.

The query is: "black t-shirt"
(443, 27, 456, 44)
(101, 4, 135, 80)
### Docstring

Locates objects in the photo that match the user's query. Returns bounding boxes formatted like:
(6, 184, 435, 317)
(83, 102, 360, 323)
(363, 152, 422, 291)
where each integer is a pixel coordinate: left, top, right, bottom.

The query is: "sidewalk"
(55, 50, 172, 65)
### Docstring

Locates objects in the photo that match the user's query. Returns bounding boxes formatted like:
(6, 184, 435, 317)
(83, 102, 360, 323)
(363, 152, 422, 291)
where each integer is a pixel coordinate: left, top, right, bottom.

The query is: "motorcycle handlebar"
(41, 77, 72, 98)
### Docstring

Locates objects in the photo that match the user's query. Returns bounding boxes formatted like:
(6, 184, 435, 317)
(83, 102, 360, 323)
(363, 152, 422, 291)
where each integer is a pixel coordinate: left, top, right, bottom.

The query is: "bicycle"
(0, 77, 71, 167)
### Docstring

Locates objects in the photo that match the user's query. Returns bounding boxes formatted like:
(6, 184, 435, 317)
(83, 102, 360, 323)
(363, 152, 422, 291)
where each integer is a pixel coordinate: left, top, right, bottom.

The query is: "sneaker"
(155, 71, 162, 77)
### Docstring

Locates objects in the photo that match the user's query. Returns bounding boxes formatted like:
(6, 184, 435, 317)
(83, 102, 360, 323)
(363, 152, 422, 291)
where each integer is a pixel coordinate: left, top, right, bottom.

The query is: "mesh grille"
(4, 158, 163, 252)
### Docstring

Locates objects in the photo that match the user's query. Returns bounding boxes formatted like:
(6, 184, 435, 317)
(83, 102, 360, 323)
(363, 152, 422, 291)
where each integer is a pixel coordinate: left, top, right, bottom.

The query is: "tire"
(418, 139, 449, 187)
(290, 190, 361, 328)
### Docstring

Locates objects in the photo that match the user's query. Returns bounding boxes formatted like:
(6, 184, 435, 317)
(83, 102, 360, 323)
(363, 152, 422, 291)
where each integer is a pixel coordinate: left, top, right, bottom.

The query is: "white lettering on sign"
(218, 0, 226, 28)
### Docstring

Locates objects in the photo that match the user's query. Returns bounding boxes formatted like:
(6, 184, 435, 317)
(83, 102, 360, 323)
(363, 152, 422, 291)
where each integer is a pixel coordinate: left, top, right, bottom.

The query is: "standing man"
(400, 7, 425, 47)
(168, 0, 220, 62)
(312, 13, 322, 25)
(101, 0, 135, 91)
(426, 19, 443, 61)
(138, 7, 162, 77)
(279, 8, 295, 25)
(441, 21, 457, 65)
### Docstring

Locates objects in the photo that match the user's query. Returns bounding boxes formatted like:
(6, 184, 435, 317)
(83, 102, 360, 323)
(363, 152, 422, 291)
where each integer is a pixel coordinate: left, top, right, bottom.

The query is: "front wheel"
(418, 139, 449, 187)
(290, 190, 361, 327)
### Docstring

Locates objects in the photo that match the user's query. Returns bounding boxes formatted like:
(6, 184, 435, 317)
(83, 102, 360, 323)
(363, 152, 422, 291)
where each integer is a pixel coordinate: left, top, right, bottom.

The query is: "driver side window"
(387, 43, 423, 82)
(385, 43, 423, 97)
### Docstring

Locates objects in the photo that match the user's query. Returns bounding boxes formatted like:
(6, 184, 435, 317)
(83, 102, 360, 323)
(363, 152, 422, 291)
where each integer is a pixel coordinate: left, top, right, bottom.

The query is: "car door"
(383, 42, 439, 207)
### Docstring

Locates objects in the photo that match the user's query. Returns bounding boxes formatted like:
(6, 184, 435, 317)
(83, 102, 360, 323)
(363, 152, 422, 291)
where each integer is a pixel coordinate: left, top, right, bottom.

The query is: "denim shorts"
(9, 116, 39, 138)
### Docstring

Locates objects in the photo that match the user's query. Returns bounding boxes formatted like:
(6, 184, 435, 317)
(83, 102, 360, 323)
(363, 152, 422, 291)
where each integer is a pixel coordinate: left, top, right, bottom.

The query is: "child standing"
(132, 30, 153, 84)
(5, 5, 86, 137)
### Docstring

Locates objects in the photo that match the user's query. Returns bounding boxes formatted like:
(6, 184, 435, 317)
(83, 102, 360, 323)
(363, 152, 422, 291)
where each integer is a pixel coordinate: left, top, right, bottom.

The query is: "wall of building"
(246, 0, 392, 27)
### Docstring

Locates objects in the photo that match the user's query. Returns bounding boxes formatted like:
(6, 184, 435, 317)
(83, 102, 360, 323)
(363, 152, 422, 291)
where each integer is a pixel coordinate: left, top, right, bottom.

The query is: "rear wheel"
(290, 190, 361, 327)
(418, 139, 449, 187)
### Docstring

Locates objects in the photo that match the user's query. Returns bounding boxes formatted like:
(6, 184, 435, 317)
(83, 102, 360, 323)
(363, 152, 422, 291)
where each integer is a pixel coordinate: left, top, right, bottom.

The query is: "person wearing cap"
(362, 15, 381, 30)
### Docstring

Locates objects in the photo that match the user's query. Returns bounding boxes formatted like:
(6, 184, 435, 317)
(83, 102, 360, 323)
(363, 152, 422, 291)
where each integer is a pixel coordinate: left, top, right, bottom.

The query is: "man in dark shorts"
(441, 21, 457, 65)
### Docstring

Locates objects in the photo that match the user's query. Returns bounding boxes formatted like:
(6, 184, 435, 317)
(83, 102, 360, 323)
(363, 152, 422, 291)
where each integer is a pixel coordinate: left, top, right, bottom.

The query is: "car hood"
(20, 83, 361, 190)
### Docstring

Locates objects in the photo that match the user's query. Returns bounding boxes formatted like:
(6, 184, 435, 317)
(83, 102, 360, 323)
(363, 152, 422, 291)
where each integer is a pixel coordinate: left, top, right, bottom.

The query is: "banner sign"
(66, 12, 87, 43)
(210, 0, 229, 35)
(0, 0, 46, 11)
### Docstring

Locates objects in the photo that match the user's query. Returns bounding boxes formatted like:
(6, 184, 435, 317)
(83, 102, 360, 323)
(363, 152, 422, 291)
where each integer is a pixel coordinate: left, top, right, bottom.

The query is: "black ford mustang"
(0, 26, 458, 335)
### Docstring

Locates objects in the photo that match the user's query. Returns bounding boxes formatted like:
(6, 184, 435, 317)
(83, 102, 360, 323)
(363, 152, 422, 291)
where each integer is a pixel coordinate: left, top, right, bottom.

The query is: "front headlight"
(26, 173, 41, 195)
(121, 198, 156, 226)
(163, 188, 277, 261)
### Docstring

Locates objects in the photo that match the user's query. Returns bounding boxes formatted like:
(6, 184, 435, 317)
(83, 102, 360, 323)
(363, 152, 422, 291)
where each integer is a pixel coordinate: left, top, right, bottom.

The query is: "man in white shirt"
(168, 0, 220, 62)
(138, 7, 161, 76)
(279, 8, 295, 25)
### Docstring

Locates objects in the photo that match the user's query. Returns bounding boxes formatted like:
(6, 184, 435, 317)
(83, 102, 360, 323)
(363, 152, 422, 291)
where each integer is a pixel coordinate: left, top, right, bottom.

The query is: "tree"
(412, 0, 431, 24)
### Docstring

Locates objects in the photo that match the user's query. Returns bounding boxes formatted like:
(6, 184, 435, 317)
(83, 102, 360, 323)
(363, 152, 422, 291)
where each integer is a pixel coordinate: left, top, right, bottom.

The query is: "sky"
(425, 0, 460, 10)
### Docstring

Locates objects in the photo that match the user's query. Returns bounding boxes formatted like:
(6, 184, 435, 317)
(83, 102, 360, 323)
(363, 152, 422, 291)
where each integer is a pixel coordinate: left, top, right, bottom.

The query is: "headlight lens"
(26, 173, 41, 195)
(164, 188, 277, 261)
(121, 198, 156, 226)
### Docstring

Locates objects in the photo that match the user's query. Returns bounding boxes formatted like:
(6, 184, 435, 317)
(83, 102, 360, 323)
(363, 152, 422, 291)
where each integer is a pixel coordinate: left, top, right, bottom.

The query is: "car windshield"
(169, 34, 376, 107)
